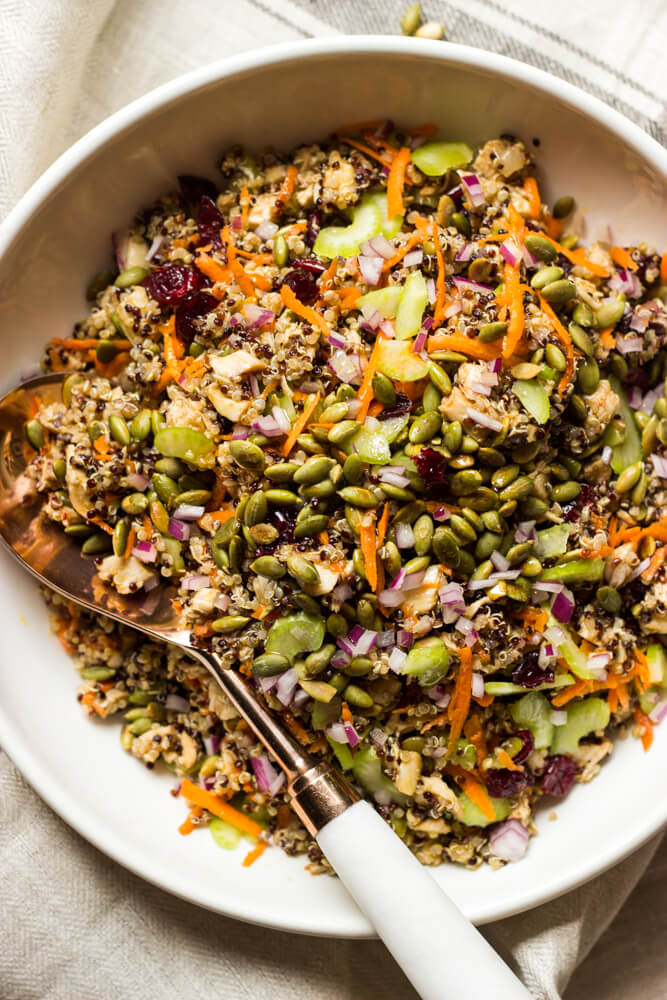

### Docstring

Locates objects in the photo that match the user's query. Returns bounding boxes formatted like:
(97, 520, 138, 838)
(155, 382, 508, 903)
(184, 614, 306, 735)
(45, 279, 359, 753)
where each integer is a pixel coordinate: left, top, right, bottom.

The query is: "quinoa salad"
(24, 123, 667, 872)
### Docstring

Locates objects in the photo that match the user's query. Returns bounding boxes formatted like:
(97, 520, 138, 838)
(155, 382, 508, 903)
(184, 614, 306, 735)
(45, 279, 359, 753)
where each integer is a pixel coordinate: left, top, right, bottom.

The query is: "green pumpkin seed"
(381, 540, 402, 577)
(572, 302, 594, 328)
(491, 464, 519, 490)
(432, 526, 461, 566)
(294, 514, 329, 539)
(481, 510, 503, 532)
(531, 265, 563, 290)
(595, 299, 625, 329)
(326, 613, 348, 638)
(449, 470, 483, 495)
(248, 523, 280, 546)
(632, 469, 648, 504)
(342, 655, 374, 677)
(228, 439, 265, 471)
(506, 540, 534, 565)
(328, 420, 360, 445)
(152, 473, 180, 507)
(296, 433, 326, 454)
(443, 421, 462, 454)
(372, 372, 396, 406)
(451, 212, 471, 237)
(115, 266, 148, 288)
(379, 482, 416, 502)
(392, 500, 427, 524)
(108, 414, 130, 447)
(174, 489, 211, 507)
(25, 419, 45, 451)
(287, 554, 320, 588)
(129, 718, 153, 736)
(656, 418, 667, 447)
(272, 234, 288, 267)
(401, 1, 421, 34)
(149, 499, 169, 534)
(550, 480, 581, 503)
(409, 411, 442, 444)
(290, 594, 322, 616)
(475, 531, 502, 560)
(545, 343, 567, 371)
(211, 615, 251, 634)
(338, 486, 379, 508)
(95, 339, 119, 364)
(404, 555, 430, 575)
(477, 447, 504, 468)
(343, 454, 363, 484)
(541, 278, 577, 305)
(213, 516, 238, 547)
(80, 666, 117, 681)
(293, 456, 334, 486)
(155, 426, 214, 464)
(524, 234, 558, 262)
(320, 401, 349, 424)
(553, 195, 575, 219)
(244, 492, 268, 527)
(53, 458, 67, 483)
(64, 523, 95, 539)
(343, 684, 373, 709)
(427, 361, 452, 395)
(615, 462, 642, 494)
(155, 457, 185, 479)
(468, 257, 493, 283)
(449, 514, 477, 545)
(422, 382, 441, 412)
(113, 518, 130, 557)
(412, 514, 434, 556)
(520, 496, 548, 520)
(353, 548, 367, 580)
(250, 555, 286, 579)
(62, 373, 84, 407)
(265, 462, 299, 483)
(596, 584, 622, 614)
(498, 475, 534, 502)
(130, 409, 152, 441)
(478, 321, 507, 343)
(300, 479, 336, 499)
(88, 421, 105, 444)
(577, 358, 600, 395)
(301, 644, 336, 677)
(81, 532, 112, 555)
(264, 488, 300, 506)
(252, 653, 290, 678)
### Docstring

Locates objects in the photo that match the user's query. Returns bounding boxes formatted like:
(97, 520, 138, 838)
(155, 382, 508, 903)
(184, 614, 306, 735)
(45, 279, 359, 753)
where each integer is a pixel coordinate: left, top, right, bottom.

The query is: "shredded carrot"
(193, 623, 213, 637)
(420, 710, 449, 734)
(523, 177, 541, 219)
(195, 252, 231, 285)
(280, 283, 331, 339)
(341, 701, 354, 726)
(275, 165, 298, 213)
(123, 527, 136, 560)
(242, 839, 267, 867)
(551, 679, 591, 707)
(537, 294, 575, 395)
(317, 531, 329, 546)
(661, 252, 667, 285)
(642, 545, 667, 582)
(355, 337, 388, 424)
(496, 748, 522, 772)
(337, 135, 394, 168)
(598, 326, 616, 349)
(252, 605, 268, 620)
(360, 513, 378, 592)
(518, 606, 548, 632)
(57, 619, 74, 654)
(52, 337, 132, 352)
(607, 687, 619, 713)
(282, 391, 321, 457)
(234, 249, 273, 264)
(634, 707, 654, 752)
(544, 214, 564, 240)
(502, 261, 525, 360)
(178, 814, 197, 836)
(464, 714, 487, 764)
(610, 246, 638, 271)
(239, 186, 250, 229)
(318, 257, 339, 298)
(447, 647, 473, 757)
(376, 503, 390, 551)
(541, 235, 609, 277)
(432, 219, 447, 328)
(382, 217, 430, 272)
(367, 401, 384, 419)
(446, 766, 496, 821)
(427, 333, 501, 362)
(407, 122, 437, 139)
(180, 779, 263, 837)
(338, 286, 363, 310)
(386, 146, 411, 220)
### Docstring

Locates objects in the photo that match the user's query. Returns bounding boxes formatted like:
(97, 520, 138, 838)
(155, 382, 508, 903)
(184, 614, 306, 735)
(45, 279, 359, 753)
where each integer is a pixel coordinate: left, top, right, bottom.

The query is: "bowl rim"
(0, 35, 666, 936)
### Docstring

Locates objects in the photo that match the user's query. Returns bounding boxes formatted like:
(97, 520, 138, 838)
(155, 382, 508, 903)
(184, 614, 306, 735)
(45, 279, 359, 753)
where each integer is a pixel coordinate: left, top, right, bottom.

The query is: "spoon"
(0, 373, 530, 1000)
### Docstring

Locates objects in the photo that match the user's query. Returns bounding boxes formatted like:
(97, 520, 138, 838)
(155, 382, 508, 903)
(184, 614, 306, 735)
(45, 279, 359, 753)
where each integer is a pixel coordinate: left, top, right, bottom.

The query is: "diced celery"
(365, 189, 404, 237)
(534, 524, 572, 560)
(402, 637, 451, 687)
(545, 615, 595, 679)
(375, 338, 430, 381)
(354, 413, 410, 464)
(608, 375, 643, 474)
(209, 817, 242, 851)
(510, 691, 553, 749)
(265, 611, 326, 664)
(646, 643, 667, 686)
(410, 141, 474, 177)
(458, 792, 512, 828)
(550, 697, 611, 754)
(327, 737, 354, 771)
(539, 559, 605, 588)
(485, 675, 574, 697)
(395, 271, 429, 340)
(512, 380, 550, 425)
(352, 746, 408, 806)
(313, 194, 383, 259)
(357, 285, 404, 320)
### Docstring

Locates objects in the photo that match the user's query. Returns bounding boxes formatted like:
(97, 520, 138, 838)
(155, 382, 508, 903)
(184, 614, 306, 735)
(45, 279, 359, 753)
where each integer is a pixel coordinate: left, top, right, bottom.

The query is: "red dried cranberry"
(281, 269, 319, 304)
(305, 210, 322, 248)
(378, 392, 412, 420)
(143, 265, 202, 306)
(562, 484, 595, 523)
(178, 174, 218, 213)
(511, 650, 554, 688)
(293, 258, 328, 276)
(484, 768, 533, 799)
(197, 195, 224, 248)
(175, 291, 217, 346)
(541, 755, 577, 797)
(512, 729, 535, 765)
(415, 447, 447, 491)
(255, 507, 297, 554)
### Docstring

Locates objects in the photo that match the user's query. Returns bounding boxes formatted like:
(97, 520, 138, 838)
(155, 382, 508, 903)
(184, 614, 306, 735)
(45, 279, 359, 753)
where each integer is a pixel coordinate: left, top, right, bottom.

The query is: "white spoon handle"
(317, 801, 531, 1000)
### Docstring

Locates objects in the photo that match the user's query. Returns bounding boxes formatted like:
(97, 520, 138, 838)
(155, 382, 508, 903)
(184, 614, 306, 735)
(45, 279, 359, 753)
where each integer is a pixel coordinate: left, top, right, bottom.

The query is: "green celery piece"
(375, 339, 430, 381)
(410, 141, 474, 177)
(608, 374, 643, 474)
(313, 194, 383, 259)
(357, 285, 403, 320)
(512, 379, 550, 425)
(539, 558, 605, 587)
(545, 614, 595, 679)
(551, 697, 611, 754)
(485, 675, 574, 696)
(277, 392, 296, 422)
(351, 746, 408, 806)
(395, 271, 429, 340)
(646, 643, 667, 686)
(327, 737, 355, 771)
(353, 413, 410, 464)
(402, 637, 451, 687)
(534, 524, 572, 560)
(458, 792, 512, 828)
(510, 691, 553, 749)
(209, 817, 243, 851)
(365, 189, 404, 237)
(265, 611, 326, 664)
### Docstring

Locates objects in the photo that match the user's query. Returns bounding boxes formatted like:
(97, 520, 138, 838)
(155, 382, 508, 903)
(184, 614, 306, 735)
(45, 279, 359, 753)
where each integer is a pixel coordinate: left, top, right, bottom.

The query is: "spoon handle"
(317, 801, 531, 1000)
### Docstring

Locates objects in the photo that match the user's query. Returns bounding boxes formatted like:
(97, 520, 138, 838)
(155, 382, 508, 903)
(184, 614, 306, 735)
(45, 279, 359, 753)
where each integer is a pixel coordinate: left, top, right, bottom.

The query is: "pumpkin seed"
(287, 554, 320, 588)
(113, 518, 130, 557)
(272, 234, 288, 267)
(596, 299, 625, 329)
(25, 419, 44, 451)
(293, 456, 334, 485)
(541, 278, 577, 305)
(62, 373, 84, 407)
(211, 615, 251, 633)
(372, 372, 396, 406)
(530, 265, 563, 290)
(338, 486, 379, 508)
(294, 514, 330, 539)
(265, 462, 299, 483)
(229, 439, 265, 471)
(478, 321, 507, 343)
(130, 409, 153, 441)
(250, 555, 286, 579)
(553, 195, 575, 219)
(115, 266, 148, 288)
(81, 532, 112, 555)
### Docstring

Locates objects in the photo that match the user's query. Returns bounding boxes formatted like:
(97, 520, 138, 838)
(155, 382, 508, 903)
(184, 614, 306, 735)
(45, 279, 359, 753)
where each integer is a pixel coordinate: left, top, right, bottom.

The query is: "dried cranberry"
(143, 265, 203, 306)
(305, 210, 322, 248)
(175, 291, 218, 346)
(281, 269, 319, 304)
(511, 650, 554, 688)
(378, 392, 412, 420)
(197, 195, 225, 248)
(512, 729, 535, 765)
(293, 258, 328, 276)
(415, 447, 447, 491)
(484, 768, 533, 799)
(541, 755, 577, 797)
(562, 483, 595, 524)
(178, 174, 218, 213)
(445, 184, 464, 208)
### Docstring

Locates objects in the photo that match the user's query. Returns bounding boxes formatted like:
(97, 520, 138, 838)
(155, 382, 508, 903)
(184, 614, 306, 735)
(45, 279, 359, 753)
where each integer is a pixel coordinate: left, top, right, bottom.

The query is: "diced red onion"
(629, 310, 649, 333)
(146, 235, 164, 262)
(626, 385, 643, 409)
(460, 174, 485, 207)
(168, 518, 190, 541)
(127, 472, 150, 491)
(609, 268, 642, 299)
(328, 349, 363, 385)
(412, 616, 433, 637)
(551, 709, 568, 726)
(397, 630, 414, 649)
(641, 386, 663, 416)
(378, 588, 404, 608)
(358, 254, 384, 287)
(255, 220, 278, 241)
(249, 374, 260, 398)
(521, 244, 540, 269)
(490, 550, 510, 572)
(369, 727, 388, 749)
(471, 672, 485, 698)
(142, 575, 159, 592)
(275, 667, 298, 706)
(650, 454, 667, 479)
(465, 407, 503, 432)
(388, 647, 407, 673)
(326, 722, 349, 744)
(228, 313, 242, 327)
(332, 582, 354, 604)
(251, 414, 283, 438)
(268, 770, 287, 796)
(587, 651, 611, 672)
(331, 650, 351, 670)
(467, 578, 501, 591)
(601, 446, 613, 465)
(489, 819, 530, 862)
(379, 319, 395, 337)
(181, 574, 210, 591)
(470, 381, 492, 397)
(138, 587, 161, 613)
(413, 330, 428, 354)
(443, 300, 463, 319)
(271, 406, 291, 435)
(404, 249, 424, 267)
(488, 357, 502, 373)
(215, 593, 230, 611)
(243, 303, 274, 330)
(173, 504, 205, 522)
(203, 735, 220, 756)
(551, 587, 575, 623)
(425, 685, 450, 708)
(488, 569, 521, 581)
(132, 542, 156, 563)
(344, 723, 360, 749)
(432, 505, 450, 522)
(368, 234, 395, 259)
(514, 520, 536, 543)
(230, 215, 242, 231)
(337, 625, 378, 657)
(440, 582, 465, 607)
(251, 754, 282, 794)
(453, 276, 493, 295)
(616, 336, 642, 355)
(231, 424, 250, 440)
(649, 700, 667, 725)
(455, 616, 475, 635)
(539, 642, 556, 667)
(377, 630, 395, 648)
(455, 243, 473, 262)
(426, 277, 437, 304)
(166, 693, 190, 713)
(403, 570, 426, 590)
(329, 331, 347, 349)
(500, 237, 522, 268)
(630, 557, 651, 580)
(533, 581, 564, 594)
(256, 674, 279, 693)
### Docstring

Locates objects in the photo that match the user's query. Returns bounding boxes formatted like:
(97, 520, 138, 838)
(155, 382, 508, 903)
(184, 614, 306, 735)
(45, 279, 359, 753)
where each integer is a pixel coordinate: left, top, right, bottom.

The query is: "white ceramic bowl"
(0, 37, 665, 938)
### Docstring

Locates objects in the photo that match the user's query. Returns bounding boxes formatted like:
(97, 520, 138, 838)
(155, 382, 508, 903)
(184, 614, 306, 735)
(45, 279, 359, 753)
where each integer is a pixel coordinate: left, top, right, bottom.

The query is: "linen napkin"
(0, 2, 665, 998)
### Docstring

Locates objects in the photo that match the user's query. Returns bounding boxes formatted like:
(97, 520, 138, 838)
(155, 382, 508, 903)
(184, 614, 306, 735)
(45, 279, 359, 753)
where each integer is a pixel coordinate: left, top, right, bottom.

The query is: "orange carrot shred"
(282, 391, 321, 457)
(195, 252, 231, 285)
(386, 146, 411, 220)
(427, 333, 501, 363)
(242, 840, 267, 867)
(446, 766, 496, 821)
(634, 707, 654, 752)
(355, 331, 388, 424)
(275, 165, 298, 213)
(318, 257, 339, 298)
(496, 748, 523, 772)
(360, 513, 378, 592)
(123, 527, 136, 560)
(180, 779, 263, 838)
(642, 545, 667, 582)
(661, 252, 667, 285)
(598, 326, 616, 349)
(432, 219, 447, 328)
(447, 647, 473, 757)
(280, 283, 331, 339)
(610, 246, 638, 271)
(240, 186, 250, 229)
(541, 235, 609, 277)
(523, 177, 541, 219)
(52, 337, 132, 352)
(502, 261, 525, 360)
(376, 503, 390, 551)
(337, 135, 394, 168)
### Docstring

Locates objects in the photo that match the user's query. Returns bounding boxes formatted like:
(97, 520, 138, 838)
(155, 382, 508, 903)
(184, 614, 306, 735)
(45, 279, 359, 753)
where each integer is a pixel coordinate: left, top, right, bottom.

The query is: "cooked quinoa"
(26, 123, 667, 872)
